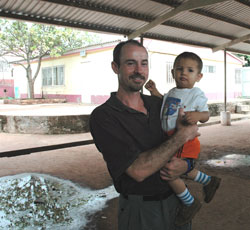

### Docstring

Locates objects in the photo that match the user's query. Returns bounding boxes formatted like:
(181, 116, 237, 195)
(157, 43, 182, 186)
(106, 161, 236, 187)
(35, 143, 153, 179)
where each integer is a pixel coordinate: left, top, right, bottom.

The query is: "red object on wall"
(0, 79, 14, 98)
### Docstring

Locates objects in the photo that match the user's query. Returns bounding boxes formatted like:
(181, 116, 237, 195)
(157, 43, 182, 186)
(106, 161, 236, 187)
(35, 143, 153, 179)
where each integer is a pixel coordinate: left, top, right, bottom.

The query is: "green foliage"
(0, 19, 102, 98)
(0, 19, 102, 60)
(236, 54, 250, 67)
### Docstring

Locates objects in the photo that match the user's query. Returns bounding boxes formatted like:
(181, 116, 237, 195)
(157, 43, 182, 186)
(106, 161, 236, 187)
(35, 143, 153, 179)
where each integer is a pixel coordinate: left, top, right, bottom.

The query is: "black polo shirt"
(90, 92, 172, 195)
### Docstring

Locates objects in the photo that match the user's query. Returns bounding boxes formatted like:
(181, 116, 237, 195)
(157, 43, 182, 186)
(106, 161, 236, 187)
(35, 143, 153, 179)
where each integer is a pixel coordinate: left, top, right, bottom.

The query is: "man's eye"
(188, 69, 194, 72)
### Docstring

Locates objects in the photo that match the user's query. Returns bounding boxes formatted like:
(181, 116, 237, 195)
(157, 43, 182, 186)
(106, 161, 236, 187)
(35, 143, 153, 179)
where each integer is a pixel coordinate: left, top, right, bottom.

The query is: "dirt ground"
(0, 119, 250, 230)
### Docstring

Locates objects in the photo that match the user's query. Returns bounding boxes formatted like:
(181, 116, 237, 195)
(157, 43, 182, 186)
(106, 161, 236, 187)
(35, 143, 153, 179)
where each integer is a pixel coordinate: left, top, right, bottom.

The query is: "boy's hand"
(145, 80, 163, 98)
(183, 111, 209, 124)
(145, 79, 156, 92)
(176, 108, 200, 142)
(183, 111, 200, 125)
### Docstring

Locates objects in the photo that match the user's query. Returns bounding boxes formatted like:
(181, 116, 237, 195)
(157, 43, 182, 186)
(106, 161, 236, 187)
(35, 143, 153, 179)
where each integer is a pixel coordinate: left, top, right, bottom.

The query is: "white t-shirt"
(160, 87, 208, 132)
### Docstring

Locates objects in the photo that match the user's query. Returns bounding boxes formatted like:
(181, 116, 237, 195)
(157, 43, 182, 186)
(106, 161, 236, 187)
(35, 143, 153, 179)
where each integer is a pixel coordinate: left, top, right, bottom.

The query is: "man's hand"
(160, 156, 188, 181)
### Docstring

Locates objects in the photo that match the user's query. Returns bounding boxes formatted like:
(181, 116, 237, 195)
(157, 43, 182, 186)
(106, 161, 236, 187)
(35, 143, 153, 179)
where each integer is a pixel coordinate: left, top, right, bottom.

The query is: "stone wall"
(208, 100, 250, 116)
(0, 115, 90, 134)
(4, 99, 66, 105)
(1, 99, 250, 134)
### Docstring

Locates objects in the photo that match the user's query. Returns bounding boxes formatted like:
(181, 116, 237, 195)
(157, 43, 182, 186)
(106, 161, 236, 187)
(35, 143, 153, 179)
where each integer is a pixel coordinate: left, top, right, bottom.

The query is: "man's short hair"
(113, 40, 145, 67)
(174, 52, 203, 73)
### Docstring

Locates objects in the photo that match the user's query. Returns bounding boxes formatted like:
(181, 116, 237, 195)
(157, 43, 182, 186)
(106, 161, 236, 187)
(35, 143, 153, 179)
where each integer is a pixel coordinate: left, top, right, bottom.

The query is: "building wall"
(12, 40, 243, 104)
(0, 79, 14, 98)
(145, 40, 243, 102)
(241, 67, 250, 98)
(75, 48, 117, 104)
(0, 60, 14, 98)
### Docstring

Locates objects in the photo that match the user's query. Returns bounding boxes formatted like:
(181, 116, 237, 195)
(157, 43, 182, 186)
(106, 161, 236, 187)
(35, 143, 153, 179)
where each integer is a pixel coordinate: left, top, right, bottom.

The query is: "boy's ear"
(111, 61, 119, 74)
(171, 69, 175, 78)
(196, 73, 203, 82)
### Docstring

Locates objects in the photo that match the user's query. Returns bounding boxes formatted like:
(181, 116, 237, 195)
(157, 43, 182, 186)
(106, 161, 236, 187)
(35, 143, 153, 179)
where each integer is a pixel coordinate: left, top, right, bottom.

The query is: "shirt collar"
(107, 92, 149, 113)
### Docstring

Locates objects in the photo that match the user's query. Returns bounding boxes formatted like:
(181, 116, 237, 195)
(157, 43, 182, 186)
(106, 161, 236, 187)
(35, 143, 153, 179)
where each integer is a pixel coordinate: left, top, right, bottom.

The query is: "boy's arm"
(145, 79, 163, 98)
(183, 111, 209, 124)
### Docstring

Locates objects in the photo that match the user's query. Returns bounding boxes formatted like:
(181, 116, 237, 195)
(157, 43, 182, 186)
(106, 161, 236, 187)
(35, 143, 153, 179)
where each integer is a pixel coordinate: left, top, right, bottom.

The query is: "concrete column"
(220, 111, 231, 126)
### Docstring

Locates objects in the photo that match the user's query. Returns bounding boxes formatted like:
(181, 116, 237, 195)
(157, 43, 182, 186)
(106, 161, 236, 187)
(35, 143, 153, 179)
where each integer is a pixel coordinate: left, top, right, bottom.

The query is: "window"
(0, 60, 10, 72)
(166, 62, 175, 84)
(235, 69, 241, 84)
(203, 65, 216, 73)
(42, 66, 64, 86)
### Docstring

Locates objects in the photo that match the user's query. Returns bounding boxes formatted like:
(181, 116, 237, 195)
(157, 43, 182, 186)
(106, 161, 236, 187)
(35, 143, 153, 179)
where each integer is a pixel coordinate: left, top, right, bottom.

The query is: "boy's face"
(172, 58, 203, 89)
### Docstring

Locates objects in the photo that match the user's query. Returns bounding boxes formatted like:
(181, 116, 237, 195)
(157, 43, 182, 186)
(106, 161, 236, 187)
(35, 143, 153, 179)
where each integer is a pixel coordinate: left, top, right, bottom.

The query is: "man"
(90, 40, 199, 230)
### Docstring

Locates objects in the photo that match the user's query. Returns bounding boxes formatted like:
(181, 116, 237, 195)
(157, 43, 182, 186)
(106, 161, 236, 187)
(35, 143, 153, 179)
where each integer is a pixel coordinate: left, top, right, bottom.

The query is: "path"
(0, 105, 250, 229)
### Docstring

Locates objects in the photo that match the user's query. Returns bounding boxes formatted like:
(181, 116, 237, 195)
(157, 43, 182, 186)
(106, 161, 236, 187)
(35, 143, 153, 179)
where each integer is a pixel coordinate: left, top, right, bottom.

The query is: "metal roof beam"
(153, 0, 250, 30)
(2, 0, 248, 44)
(143, 32, 250, 55)
(41, 0, 152, 21)
(193, 8, 250, 30)
(236, 0, 250, 7)
(213, 33, 250, 52)
(163, 21, 248, 43)
(128, 0, 228, 39)
(0, 10, 132, 35)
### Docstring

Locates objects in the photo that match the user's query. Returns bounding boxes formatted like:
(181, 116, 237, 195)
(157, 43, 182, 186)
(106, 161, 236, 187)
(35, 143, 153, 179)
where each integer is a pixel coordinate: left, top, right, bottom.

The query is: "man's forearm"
(126, 130, 188, 182)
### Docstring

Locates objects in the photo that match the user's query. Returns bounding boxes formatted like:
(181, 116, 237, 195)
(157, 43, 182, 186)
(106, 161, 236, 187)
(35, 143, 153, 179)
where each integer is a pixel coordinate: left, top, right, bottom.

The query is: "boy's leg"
(168, 178, 194, 206)
(184, 168, 199, 180)
(168, 178, 201, 226)
(185, 168, 221, 203)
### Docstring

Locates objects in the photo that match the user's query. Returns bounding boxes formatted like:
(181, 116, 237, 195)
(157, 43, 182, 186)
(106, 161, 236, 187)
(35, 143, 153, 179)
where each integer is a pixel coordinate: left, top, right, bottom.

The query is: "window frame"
(42, 65, 65, 86)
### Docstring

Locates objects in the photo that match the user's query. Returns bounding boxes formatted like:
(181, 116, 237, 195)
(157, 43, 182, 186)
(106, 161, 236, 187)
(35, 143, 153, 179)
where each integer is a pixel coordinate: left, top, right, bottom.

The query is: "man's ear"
(111, 61, 119, 74)
(196, 73, 203, 82)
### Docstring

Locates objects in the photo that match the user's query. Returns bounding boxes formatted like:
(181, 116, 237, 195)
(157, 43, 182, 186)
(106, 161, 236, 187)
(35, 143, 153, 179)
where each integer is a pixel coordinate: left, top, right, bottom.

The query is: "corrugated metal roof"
(0, 0, 250, 55)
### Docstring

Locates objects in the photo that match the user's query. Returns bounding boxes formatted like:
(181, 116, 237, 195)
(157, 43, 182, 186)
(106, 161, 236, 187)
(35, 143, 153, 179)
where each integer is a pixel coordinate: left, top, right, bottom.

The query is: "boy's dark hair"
(113, 40, 145, 67)
(174, 52, 203, 73)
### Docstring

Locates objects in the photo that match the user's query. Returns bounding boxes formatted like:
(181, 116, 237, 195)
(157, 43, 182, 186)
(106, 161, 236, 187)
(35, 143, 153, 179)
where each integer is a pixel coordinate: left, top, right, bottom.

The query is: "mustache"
(129, 74, 145, 80)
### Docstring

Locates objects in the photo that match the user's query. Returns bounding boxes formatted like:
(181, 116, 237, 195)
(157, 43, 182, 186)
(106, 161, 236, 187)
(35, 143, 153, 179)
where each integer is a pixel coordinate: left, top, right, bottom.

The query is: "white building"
(12, 39, 244, 104)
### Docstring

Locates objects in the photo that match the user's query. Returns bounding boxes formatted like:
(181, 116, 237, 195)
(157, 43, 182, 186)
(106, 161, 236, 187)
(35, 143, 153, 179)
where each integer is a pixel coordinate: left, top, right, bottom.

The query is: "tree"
(236, 54, 250, 67)
(0, 19, 102, 98)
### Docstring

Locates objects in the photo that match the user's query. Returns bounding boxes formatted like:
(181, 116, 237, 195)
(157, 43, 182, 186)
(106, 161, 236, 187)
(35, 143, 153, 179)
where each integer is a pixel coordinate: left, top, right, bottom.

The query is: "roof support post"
(224, 49, 227, 112)
(220, 49, 231, 126)
(140, 36, 144, 93)
(140, 36, 144, 45)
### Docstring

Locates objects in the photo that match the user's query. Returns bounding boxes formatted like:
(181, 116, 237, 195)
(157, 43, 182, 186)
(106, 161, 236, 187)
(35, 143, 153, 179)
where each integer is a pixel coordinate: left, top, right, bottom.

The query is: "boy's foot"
(175, 197, 202, 226)
(203, 176, 221, 203)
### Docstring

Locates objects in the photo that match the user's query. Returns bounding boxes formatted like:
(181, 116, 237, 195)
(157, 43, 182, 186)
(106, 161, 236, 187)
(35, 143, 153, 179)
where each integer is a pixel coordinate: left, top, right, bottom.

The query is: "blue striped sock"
(177, 188, 194, 206)
(194, 171, 211, 186)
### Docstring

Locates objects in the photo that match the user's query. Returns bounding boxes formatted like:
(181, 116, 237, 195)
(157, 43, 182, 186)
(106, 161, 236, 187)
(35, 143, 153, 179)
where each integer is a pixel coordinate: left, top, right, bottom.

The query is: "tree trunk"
(27, 67, 34, 99)
(28, 79, 34, 99)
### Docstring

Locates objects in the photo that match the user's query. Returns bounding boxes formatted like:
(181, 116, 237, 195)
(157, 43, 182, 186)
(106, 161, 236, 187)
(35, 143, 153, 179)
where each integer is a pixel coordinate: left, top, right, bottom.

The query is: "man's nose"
(135, 64, 143, 74)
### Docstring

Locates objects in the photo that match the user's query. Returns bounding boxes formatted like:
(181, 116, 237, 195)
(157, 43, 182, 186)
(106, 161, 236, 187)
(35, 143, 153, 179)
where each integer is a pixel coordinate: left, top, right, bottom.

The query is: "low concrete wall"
(0, 115, 90, 134)
(1, 99, 249, 134)
(4, 99, 66, 105)
(208, 100, 250, 116)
